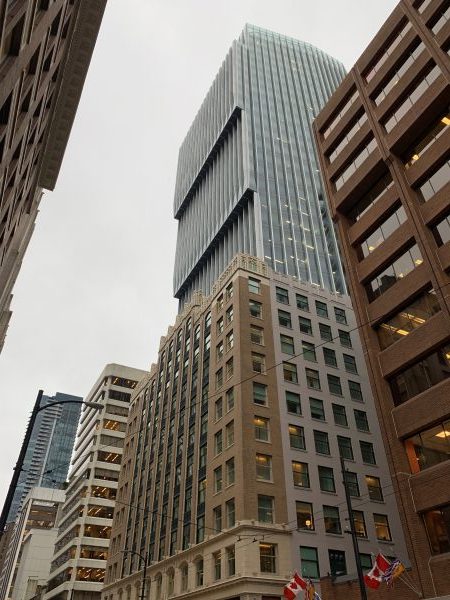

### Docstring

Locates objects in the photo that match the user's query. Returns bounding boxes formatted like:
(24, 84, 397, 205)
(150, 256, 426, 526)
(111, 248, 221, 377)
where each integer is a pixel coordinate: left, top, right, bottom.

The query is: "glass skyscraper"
(173, 24, 347, 307)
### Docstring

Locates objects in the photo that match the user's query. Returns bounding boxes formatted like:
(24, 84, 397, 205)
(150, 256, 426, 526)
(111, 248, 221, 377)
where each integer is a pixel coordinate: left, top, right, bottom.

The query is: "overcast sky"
(0, 0, 399, 506)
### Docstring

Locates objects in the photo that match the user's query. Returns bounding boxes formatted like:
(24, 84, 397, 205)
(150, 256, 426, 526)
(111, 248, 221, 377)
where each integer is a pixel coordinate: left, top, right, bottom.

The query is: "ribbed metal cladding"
(174, 24, 347, 307)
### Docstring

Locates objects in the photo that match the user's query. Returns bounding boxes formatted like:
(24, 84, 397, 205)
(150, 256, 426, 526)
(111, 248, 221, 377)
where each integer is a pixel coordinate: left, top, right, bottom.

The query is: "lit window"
(292, 461, 310, 487)
(255, 416, 270, 441)
(374, 514, 392, 541)
(289, 424, 305, 450)
(296, 501, 314, 530)
(256, 454, 272, 481)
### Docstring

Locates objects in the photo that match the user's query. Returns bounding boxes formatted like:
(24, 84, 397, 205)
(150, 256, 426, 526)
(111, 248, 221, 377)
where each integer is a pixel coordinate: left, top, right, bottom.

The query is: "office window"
(405, 419, 450, 472)
(279, 310, 292, 328)
(354, 410, 369, 431)
(320, 323, 333, 342)
(323, 347, 337, 367)
(226, 498, 235, 527)
(286, 391, 301, 414)
(197, 516, 205, 544)
(214, 466, 223, 493)
(227, 546, 236, 575)
(216, 340, 224, 361)
(366, 475, 383, 501)
(343, 354, 358, 374)
(226, 457, 235, 485)
(292, 461, 310, 487)
(213, 551, 221, 580)
(281, 334, 295, 354)
(226, 387, 234, 412)
(248, 277, 261, 294)
(196, 559, 204, 586)
(226, 421, 234, 447)
(215, 398, 223, 421)
(226, 330, 234, 352)
(256, 454, 272, 481)
(297, 294, 309, 311)
(217, 317, 224, 335)
(310, 398, 325, 421)
(289, 424, 306, 450)
(318, 466, 335, 492)
(260, 543, 277, 573)
(338, 436, 354, 460)
(276, 286, 289, 304)
(360, 441, 376, 464)
(258, 495, 274, 523)
(255, 416, 270, 441)
(299, 316, 313, 334)
(226, 282, 233, 300)
(251, 325, 264, 345)
(306, 369, 321, 390)
(283, 362, 298, 383)
(334, 307, 347, 324)
(349, 380, 363, 401)
(360, 554, 373, 570)
(250, 299, 262, 318)
(315, 300, 328, 318)
(314, 430, 330, 455)
(217, 294, 224, 310)
(345, 471, 360, 497)
(214, 430, 223, 455)
(296, 501, 314, 530)
(332, 404, 348, 426)
(324, 505, 342, 534)
(353, 510, 367, 537)
(213, 506, 222, 532)
(253, 382, 268, 406)
(329, 550, 347, 576)
(302, 341, 317, 361)
(374, 514, 392, 541)
(339, 330, 352, 348)
(328, 374, 342, 395)
(366, 244, 423, 302)
(216, 368, 223, 389)
(226, 305, 233, 324)
(422, 504, 450, 554)
(226, 357, 234, 379)
(180, 563, 188, 590)
(300, 546, 319, 579)
(252, 352, 266, 373)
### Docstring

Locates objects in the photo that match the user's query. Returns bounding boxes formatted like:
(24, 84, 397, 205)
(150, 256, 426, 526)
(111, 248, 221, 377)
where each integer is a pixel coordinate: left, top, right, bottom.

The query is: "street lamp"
(0, 389, 102, 535)
(121, 549, 149, 600)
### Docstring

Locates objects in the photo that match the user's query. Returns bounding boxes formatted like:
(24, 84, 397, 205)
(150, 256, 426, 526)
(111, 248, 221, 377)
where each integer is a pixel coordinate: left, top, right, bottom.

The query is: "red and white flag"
(284, 572, 307, 599)
(364, 553, 391, 589)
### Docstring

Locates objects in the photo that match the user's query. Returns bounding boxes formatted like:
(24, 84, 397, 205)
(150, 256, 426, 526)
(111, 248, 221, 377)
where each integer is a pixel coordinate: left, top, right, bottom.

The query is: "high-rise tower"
(173, 25, 347, 308)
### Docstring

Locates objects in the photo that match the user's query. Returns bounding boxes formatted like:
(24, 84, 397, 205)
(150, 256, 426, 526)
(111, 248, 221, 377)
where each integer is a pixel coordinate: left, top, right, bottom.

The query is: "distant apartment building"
(102, 255, 408, 600)
(0, 487, 65, 600)
(44, 364, 147, 600)
(0, 0, 106, 350)
(313, 0, 450, 597)
(7, 393, 83, 526)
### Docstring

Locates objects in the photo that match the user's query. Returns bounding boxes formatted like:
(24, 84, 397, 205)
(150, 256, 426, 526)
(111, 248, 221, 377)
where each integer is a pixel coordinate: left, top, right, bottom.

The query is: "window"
(324, 505, 342, 534)
(310, 398, 325, 421)
(255, 416, 270, 441)
(215, 398, 223, 421)
(213, 551, 221, 580)
(360, 441, 376, 464)
(299, 316, 313, 335)
(227, 546, 236, 575)
(292, 461, 310, 487)
(338, 436, 354, 460)
(334, 307, 347, 324)
(349, 173, 393, 222)
(258, 495, 274, 523)
(276, 286, 289, 304)
(216, 368, 223, 389)
(358, 205, 408, 258)
(198, 516, 205, 543)
(251, 325, 264, 345)
(296, 294, 309, 311)
(283, 362, 298, 383)
(286, 391, 301, 414)
(349, 380, 363, 402)
(214, 466, 223, 492)
(318, 466, 336, 492)
(226, 387, 234, 411)
(405, 419, 450, 472)
(180, 564, 188, 591)
(280, 334, 295, 355)
(252, 352, 266, 373)
(423, 504, 450, 554)
(226, 498, 235, 527)
(226, 330, 234, 352)
(196, 559, 204, 586)
(354, 410, 369, 432)
(226, 421, 234, 447)
(216, 341, 224, 361)
(360, 554, 373, 570)
(296, 501, 314, 530)
(226, 305, 233, 324)
(217, 294, 224, 310)
(419, 159, 450, 202)
(332, 404, 348, 426)
(289, 424, 305, 450)
(226, 357, 233, 379)
(314, 430, 330, 455)
(253, 382, 268, 406)
(214, 430, 223, 455)
(226, 282, 233, 300)
(248, 277, 261, 294)
(374, 514, 392, 541)
(250, 299, 263, 318)
(338, 330, 352, 348)
(353, 510, 367, 537)
(366, 244, 423, 302)
(226, 457, 235, 485)
(343, 354, 357, 374)
(328, 374, 342, 395)
(302, 341, 316, 361)
(217, 317, 224, 335)
(366, 476, 383, 501)
(315, 301, 328, 318)
(279, 310, 292, 328)
(320, 323, 333, 342)
(256, 454, 272, 481)
(213, 506, 222, 532)
(300, 546, 319, 579)
(323, 347, 337, 367)
(345, 471, 360, 497)
(306, 369, 321, 390)
(329, 550, 347, 576)
(260, 543, 277, 573)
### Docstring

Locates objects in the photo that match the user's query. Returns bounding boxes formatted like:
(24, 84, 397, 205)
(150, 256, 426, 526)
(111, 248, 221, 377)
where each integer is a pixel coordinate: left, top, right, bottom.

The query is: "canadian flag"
(284, 572, 307, 599)
(364, 553, 391, 589)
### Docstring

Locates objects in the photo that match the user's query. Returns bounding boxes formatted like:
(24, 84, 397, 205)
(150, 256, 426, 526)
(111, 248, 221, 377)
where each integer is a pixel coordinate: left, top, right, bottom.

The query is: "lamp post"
(121, 550, 148, 600)
(0, 389, 101, 535)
